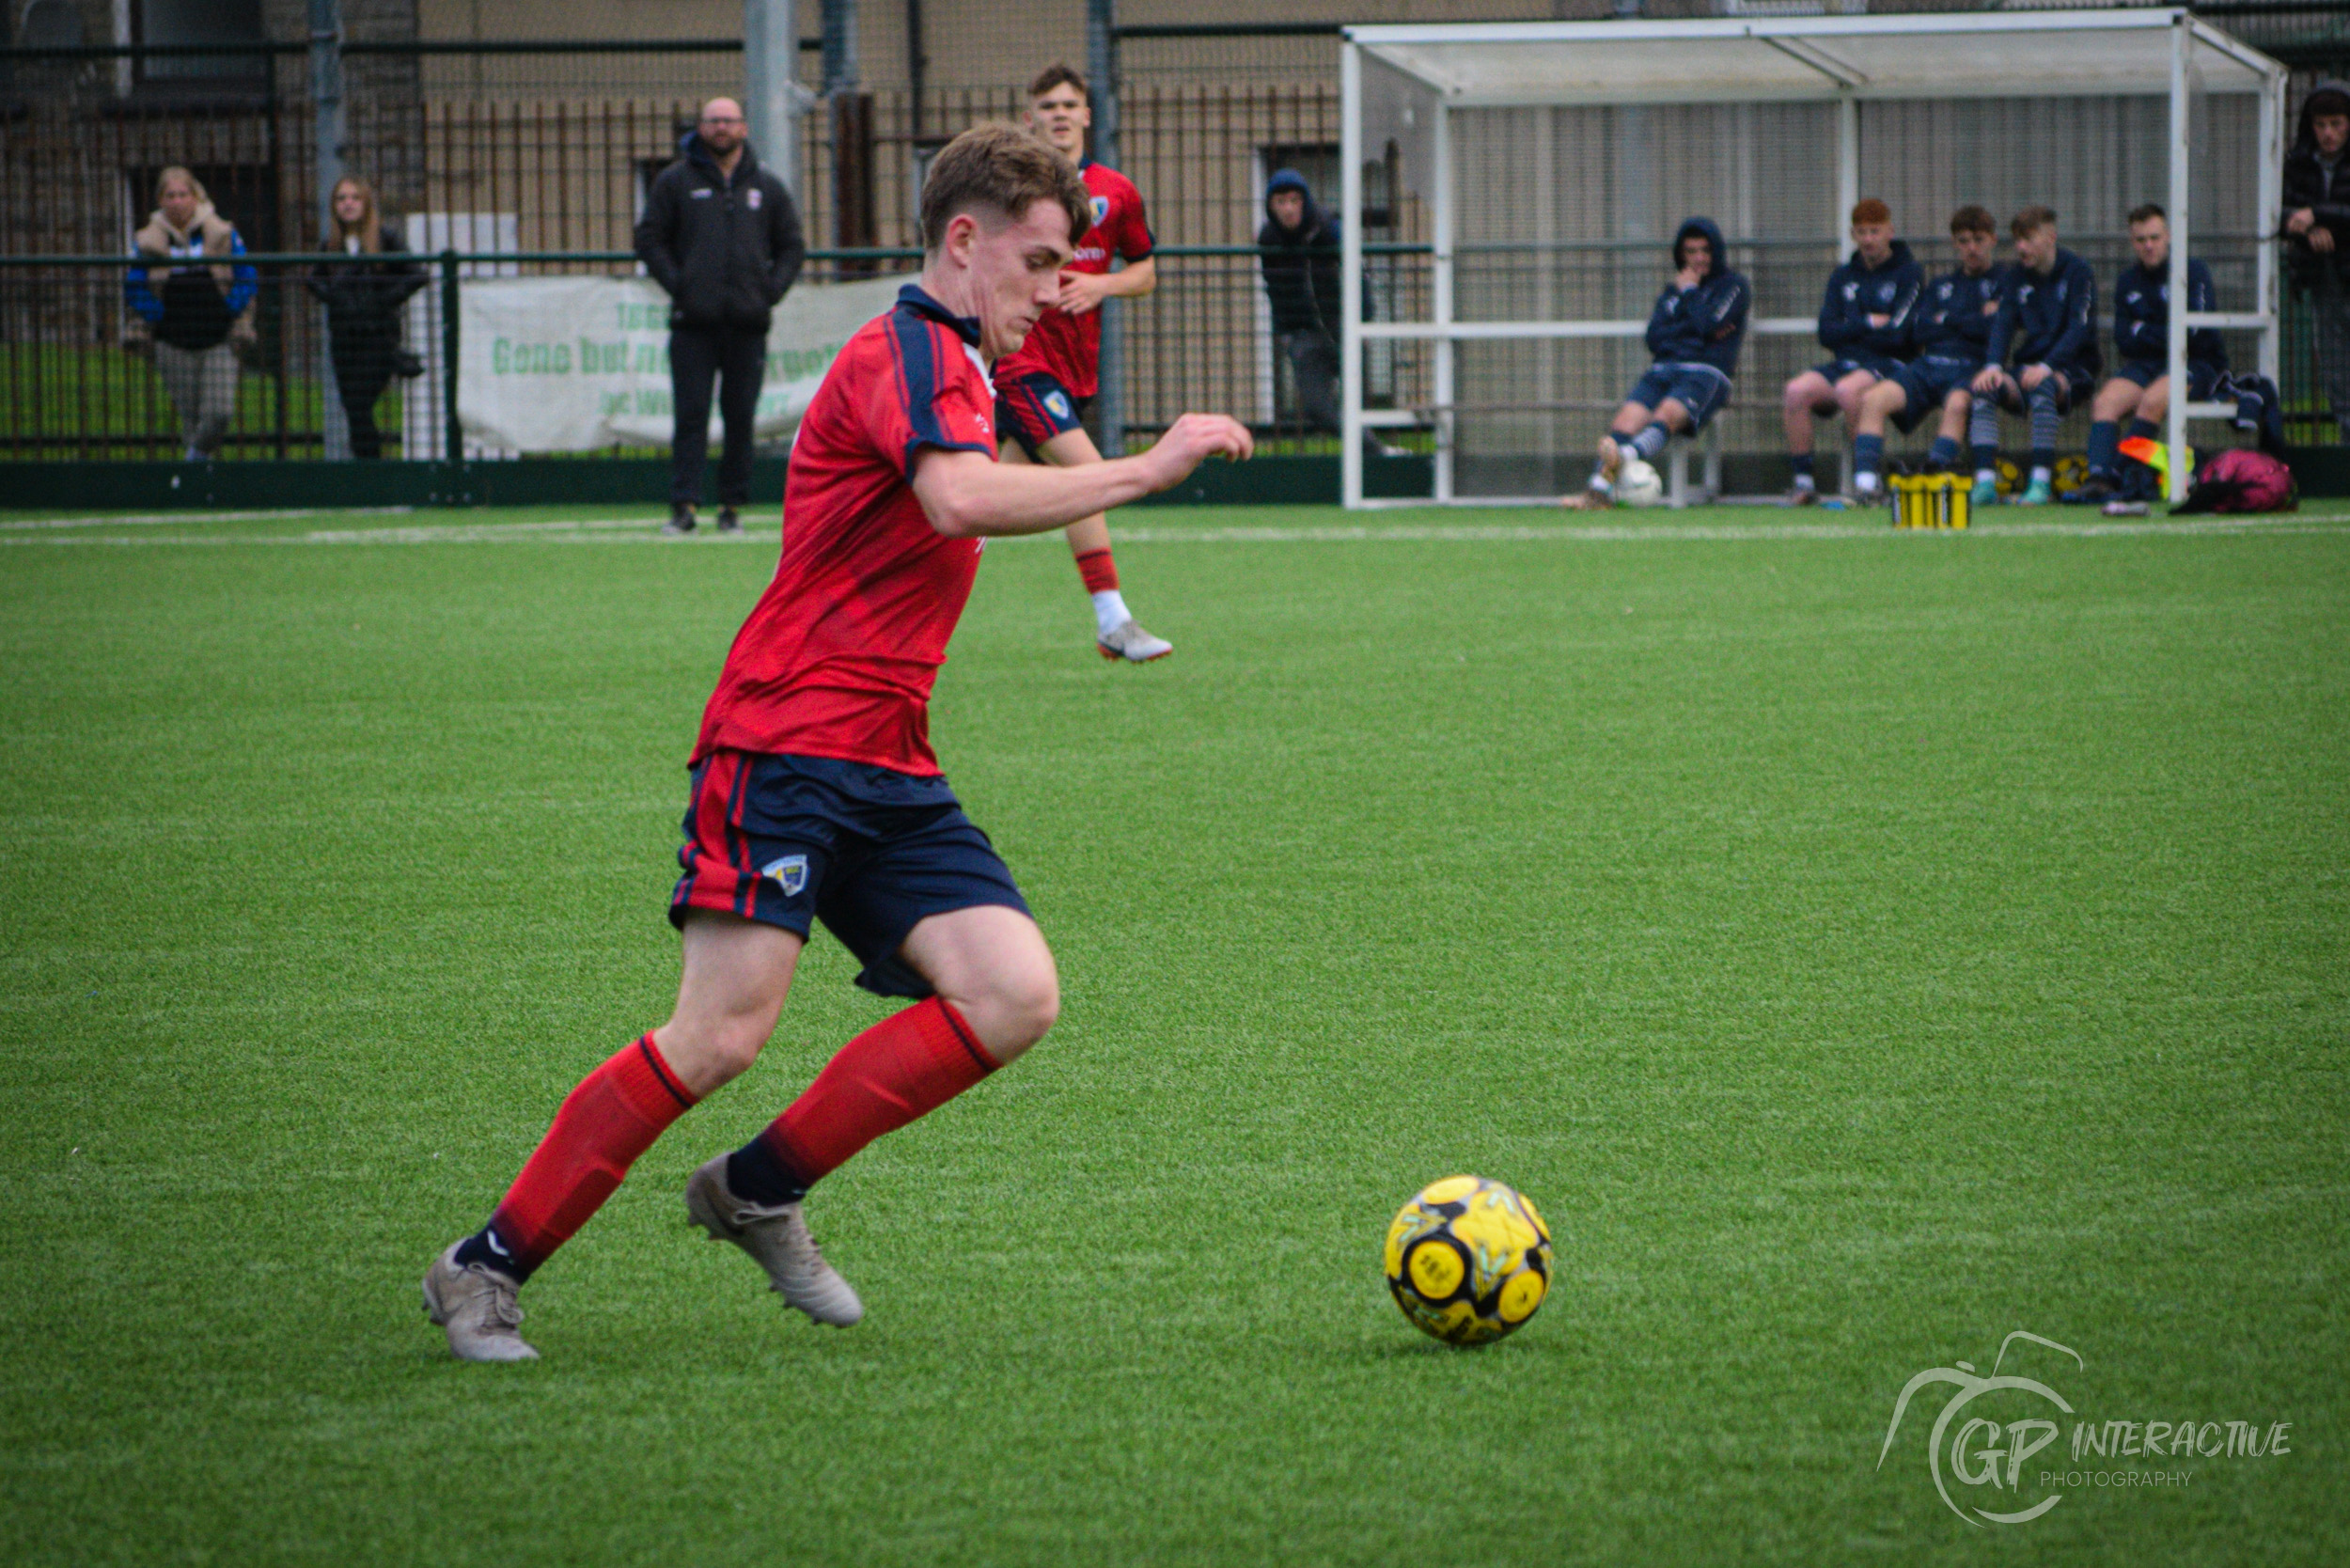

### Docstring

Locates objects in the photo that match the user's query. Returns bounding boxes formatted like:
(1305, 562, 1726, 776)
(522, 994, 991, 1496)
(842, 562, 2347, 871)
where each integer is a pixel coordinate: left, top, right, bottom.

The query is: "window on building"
(137, 0, 267, 85)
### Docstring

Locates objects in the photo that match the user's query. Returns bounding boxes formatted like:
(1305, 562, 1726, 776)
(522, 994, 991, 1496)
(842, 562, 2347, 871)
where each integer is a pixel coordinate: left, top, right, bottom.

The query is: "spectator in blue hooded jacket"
(1968, 206, 2098, 507)
(1781, 198, 1921, 503)
(125, 166, 257, 461)
(2080, 204, 2224, 502)
(1564, 217, 1750, 509)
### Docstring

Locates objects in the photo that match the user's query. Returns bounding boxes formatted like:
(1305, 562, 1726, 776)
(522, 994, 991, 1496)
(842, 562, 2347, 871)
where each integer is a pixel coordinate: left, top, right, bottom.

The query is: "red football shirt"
(995, 160, 1154, 399)
(692, 285, 997, 776)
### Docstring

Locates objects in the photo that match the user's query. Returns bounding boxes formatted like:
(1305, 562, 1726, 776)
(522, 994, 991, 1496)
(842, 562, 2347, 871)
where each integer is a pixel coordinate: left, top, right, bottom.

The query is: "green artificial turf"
(2, 502, 2345, 1565)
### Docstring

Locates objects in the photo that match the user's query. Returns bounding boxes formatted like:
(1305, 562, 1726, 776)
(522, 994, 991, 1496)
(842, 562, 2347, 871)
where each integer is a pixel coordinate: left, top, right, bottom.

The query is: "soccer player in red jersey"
(995, 63, 1172, 663)
(421, 124, 1250, 1361)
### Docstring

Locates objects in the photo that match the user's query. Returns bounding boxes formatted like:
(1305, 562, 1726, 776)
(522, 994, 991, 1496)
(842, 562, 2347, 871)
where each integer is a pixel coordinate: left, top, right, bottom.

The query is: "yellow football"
(1384, 1175, 1552, 1346)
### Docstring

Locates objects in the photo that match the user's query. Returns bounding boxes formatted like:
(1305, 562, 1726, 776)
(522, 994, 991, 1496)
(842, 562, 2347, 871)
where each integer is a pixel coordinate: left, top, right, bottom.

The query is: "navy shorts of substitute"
(2111, 357, 2223, 401)
(1809, 354, 1902, 387)
(1625, 363, 1731, 431)
(996, 370, 1090, 459)
(669, 750, 1031, 998)
(1887, 355, 1982, 433)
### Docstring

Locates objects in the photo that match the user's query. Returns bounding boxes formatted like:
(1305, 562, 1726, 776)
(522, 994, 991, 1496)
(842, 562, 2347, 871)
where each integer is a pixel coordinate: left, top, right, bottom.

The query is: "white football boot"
(684, 1155, 864, 1326)
(422, 1241, 539, 1362)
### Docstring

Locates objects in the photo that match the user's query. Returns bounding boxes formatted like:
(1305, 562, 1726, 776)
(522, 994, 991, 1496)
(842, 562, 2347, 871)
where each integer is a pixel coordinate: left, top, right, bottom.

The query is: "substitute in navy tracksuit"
(1886, 213, 2009, 436)
(2083, 203, 2225, 495)
(1569, 216, 1749, 506)
(1782, 198, 1922, 498)
(1968, 206, 2097, 502)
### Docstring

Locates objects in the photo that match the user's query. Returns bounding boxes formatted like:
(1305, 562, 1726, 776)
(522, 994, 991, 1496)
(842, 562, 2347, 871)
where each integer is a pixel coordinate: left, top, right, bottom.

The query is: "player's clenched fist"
(1141, 414, 1253, 489)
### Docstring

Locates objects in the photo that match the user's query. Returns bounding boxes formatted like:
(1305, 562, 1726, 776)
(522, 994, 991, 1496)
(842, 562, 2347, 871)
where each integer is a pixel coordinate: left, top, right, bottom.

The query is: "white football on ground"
(1617, 459, 1665, 508)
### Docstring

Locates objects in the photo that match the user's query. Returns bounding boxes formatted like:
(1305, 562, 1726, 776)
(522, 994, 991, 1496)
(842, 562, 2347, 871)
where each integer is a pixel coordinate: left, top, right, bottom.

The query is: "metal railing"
(8, 239, 2345, 465)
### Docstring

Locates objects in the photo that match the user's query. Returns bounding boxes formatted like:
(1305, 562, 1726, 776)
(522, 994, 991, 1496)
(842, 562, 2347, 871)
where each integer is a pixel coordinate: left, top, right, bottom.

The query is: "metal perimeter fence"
(0, 243, 1440, 463)
(7, 235, 2346, 471)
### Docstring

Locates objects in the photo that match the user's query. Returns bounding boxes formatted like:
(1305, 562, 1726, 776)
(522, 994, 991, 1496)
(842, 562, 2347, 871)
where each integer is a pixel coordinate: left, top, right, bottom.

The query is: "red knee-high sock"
(755, 997, 998, 1189)
(487, 1035, 697, 1276)
(1074, 547, 1120, 595)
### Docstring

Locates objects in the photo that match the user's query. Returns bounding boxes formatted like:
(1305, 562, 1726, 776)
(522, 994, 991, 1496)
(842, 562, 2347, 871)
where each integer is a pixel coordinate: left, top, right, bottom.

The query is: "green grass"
(2, 502, 2345, 1565)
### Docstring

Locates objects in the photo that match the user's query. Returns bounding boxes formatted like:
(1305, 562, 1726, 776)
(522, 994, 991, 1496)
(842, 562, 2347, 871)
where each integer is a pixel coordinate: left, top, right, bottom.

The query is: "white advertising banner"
(456, 274, 907, 452)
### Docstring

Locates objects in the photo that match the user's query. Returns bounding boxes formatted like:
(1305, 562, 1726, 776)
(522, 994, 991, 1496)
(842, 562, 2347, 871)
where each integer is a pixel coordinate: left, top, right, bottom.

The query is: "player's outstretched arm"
(913, 414, 1250, 539)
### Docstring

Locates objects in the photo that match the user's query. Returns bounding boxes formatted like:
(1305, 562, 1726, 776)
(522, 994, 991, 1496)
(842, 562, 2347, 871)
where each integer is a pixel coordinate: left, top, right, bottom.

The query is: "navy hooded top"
(1985, 247, 2100, 378)
(1816, 239, 1923, 364)
(1643, 217, 1751, 378)
(2113, 255, 2224, 371)
(1910, 262, 2010, 366)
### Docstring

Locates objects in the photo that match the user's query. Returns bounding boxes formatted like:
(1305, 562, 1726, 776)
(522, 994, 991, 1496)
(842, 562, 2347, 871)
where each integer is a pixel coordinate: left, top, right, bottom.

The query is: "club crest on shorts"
(760, 854, 808, 895)
(1045, 390, 1072, 420)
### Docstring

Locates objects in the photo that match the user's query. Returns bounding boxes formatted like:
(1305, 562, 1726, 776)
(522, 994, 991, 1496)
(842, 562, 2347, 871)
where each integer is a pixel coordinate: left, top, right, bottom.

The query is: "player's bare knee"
(954, 966, 1058, 1060)
(652, 1013, 769, 1094)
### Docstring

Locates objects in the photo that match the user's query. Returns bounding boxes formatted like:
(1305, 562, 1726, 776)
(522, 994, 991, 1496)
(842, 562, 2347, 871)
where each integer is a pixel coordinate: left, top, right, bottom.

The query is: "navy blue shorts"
(996, 370, 1091, 459)
(1988, 366, 2089, 416)
(1625, 364, 1731, 431)
(2111, 358, 2222, 401)
(1807, 355, 1897, 388)
(1887, 356, 1980, 433)
(669, 751, 1031, 998)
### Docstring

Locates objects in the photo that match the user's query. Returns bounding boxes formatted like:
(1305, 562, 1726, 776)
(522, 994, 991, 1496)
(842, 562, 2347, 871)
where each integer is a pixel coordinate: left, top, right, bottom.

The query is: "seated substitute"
(1782, 198, 1922, 504)
(1849, 205, 2008, 500)
(1563, 217, 1750, 510)
(1968, 206, 2099, 508)
(2080, 204, 2224, 504)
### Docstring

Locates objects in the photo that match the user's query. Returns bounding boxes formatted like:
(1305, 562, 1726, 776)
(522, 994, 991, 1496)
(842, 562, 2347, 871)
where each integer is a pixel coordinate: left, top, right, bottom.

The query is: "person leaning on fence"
(308, 176, 426, 461)
(634, 96, 807, 535)
(1256, 169, 1393, 458)
(2282, 79, 2350, 441)
(125, 167, 257, 462)
(1967, 206, 2098, 509)
(1562, 216, 1750, 510)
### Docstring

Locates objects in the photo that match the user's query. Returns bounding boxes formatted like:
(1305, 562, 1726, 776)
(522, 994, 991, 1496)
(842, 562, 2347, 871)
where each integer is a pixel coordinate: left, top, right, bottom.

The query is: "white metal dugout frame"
(1339, 11, 2289, 508)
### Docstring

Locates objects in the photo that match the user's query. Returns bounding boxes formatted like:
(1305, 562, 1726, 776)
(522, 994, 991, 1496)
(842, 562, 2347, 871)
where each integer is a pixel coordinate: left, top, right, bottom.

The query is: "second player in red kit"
(995, 63, 1174, 663)
(420, 124, 1251, 1362)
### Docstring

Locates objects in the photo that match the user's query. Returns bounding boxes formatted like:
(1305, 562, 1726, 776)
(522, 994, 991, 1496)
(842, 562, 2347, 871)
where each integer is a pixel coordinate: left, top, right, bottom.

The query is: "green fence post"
(440, 249, 462, 465)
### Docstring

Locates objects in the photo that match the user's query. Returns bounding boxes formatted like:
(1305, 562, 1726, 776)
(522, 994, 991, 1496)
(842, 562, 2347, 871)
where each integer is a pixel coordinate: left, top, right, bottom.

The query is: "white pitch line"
(6, 513, 2349, 547)
(0, 506, 417, 531)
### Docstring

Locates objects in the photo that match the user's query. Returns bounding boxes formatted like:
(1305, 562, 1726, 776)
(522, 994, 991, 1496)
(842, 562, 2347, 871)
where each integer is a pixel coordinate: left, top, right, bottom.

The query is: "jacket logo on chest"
(747, 188, 762, 210)
(690, 188, 713, 199)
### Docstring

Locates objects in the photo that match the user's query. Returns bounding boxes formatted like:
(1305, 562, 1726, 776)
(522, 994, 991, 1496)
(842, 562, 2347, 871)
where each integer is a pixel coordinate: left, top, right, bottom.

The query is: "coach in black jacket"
(634, 98, 806, 533)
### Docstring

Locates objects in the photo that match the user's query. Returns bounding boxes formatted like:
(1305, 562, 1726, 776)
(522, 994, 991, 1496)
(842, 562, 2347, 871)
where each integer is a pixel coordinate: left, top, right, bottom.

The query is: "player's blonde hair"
(918, 123, 1090, 254)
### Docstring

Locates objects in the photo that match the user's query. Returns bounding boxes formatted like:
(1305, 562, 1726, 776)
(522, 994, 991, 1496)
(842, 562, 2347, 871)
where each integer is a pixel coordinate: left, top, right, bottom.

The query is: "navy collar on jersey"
(896, 284, 982, 347)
